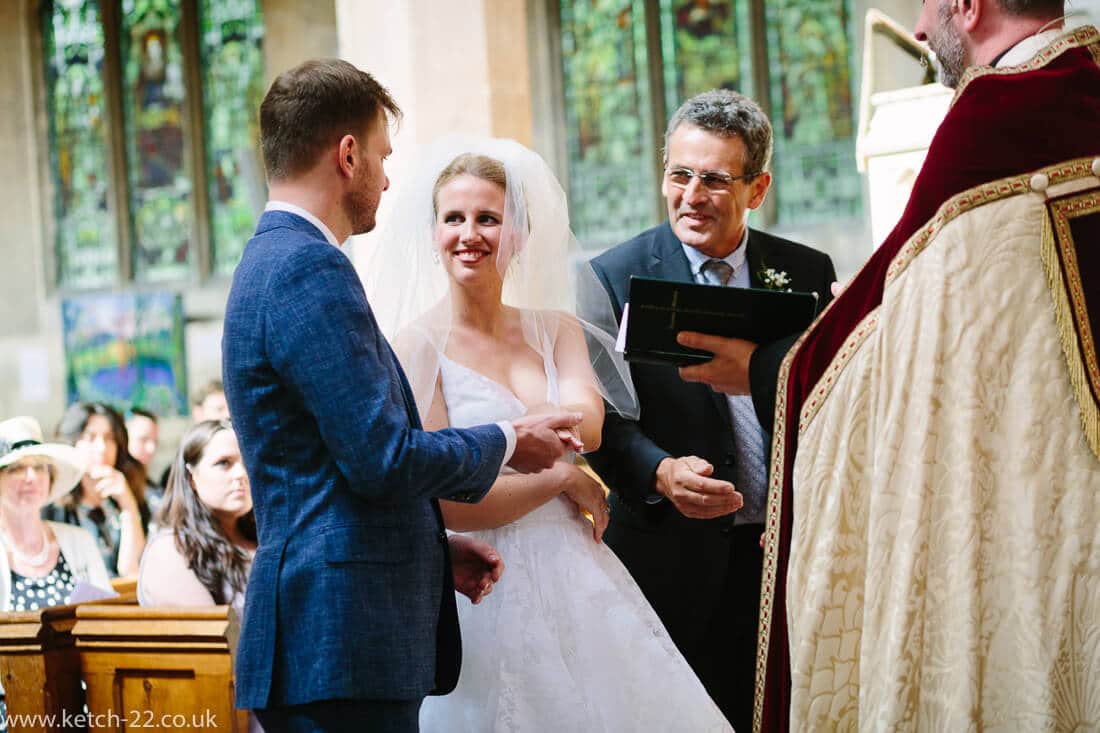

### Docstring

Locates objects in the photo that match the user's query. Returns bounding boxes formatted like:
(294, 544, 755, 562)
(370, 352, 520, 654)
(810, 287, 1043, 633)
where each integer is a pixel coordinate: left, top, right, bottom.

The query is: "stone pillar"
(0, 0, 64, 421)
(334, 0, 535, 269)
(261, 0, 340, 85)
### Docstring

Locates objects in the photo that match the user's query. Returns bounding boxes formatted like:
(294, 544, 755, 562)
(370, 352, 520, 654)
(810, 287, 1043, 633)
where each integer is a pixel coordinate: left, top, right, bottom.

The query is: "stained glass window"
(559, 0, 657, 250)
(42, 0, 118, 290)
(558, 0, 860, 243)
(120, 0, 194, 283)
(659, 0, 752, 114)
(41, 0, 265, 291)
(199, 0, 265, 277)
(765, 0, 861, 224)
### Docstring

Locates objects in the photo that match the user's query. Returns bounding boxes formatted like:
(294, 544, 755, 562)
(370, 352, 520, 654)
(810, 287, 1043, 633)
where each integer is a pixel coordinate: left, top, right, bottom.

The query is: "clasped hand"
(550, 462, 609, 543)
(508, 411, 584, 474)
(655, 456, 742, 520)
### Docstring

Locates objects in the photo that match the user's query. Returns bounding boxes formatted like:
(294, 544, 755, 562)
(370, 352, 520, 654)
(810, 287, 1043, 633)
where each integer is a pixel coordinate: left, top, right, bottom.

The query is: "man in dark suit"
(586, 89, 836, 732)
(222, 59, 582, 732)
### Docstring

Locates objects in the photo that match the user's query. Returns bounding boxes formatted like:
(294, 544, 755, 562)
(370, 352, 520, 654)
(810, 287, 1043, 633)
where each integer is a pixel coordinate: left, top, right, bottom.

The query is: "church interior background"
(2, 0, 1098, 465)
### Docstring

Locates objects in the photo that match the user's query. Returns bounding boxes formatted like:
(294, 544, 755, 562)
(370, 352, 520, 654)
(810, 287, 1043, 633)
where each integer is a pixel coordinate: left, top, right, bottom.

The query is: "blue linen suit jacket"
(222, 210, 507, 709)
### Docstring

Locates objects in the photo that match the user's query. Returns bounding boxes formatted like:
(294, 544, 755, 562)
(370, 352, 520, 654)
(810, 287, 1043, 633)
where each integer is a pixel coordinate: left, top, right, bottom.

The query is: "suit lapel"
(653, 224, 734, 431)
(747, 228, 769, 289)
(648, 224, 695, 282)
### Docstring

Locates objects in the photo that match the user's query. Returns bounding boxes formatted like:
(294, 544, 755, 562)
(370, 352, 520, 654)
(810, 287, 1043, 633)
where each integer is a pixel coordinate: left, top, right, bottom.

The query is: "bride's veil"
(359, 135, 638, 424)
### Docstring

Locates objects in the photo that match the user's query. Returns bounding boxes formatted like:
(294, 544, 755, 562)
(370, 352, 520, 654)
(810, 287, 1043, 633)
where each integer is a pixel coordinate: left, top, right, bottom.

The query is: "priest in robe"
(743, 1, 1100, 730)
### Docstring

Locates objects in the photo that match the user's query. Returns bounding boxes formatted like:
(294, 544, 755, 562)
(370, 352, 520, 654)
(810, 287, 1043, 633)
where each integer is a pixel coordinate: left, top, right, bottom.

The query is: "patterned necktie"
(700, 258, 768, 525)
(700, 258, 735, 286)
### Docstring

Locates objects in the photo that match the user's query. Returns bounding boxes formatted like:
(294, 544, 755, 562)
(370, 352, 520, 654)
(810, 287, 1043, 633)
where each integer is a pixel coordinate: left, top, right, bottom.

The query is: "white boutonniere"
(758, 265, 793, 291)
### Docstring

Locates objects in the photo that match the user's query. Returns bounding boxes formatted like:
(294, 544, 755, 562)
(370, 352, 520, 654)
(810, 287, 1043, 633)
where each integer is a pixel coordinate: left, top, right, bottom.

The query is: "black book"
(621, 276, 819, 366)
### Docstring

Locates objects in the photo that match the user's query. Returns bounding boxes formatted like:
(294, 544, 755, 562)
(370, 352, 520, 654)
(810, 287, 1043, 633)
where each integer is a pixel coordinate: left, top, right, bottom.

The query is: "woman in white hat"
(0, 416, 111, 612)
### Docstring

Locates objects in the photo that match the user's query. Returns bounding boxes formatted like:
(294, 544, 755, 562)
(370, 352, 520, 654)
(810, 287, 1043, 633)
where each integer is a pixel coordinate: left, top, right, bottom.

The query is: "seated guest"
(0, 416, 113, 732)
(138, 419, 255, 615)
(191, 379, 229, 423)
(156, 381, 230, 494)
(45, 402, 148, 577)
(126, 408, 165, 516)
(1, 416, 111, 611)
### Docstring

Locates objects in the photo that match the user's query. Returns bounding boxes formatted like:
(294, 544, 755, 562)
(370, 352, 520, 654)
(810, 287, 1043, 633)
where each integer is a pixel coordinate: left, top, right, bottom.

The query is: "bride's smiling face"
(433, 174, 509, 285)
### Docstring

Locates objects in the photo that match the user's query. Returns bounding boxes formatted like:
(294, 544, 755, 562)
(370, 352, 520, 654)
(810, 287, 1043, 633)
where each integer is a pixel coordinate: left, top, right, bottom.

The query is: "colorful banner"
(62, 292, 188, 416)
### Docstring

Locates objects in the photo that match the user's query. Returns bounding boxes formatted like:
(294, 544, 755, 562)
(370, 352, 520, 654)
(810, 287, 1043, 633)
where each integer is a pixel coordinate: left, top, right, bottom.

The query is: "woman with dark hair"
(137, 419, 255, 612)
(45, 402, 149, 576)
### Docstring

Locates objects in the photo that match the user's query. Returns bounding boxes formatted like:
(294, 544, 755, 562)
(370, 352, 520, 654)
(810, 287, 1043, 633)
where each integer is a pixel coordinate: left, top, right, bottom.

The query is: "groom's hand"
(449, 534, 504, 604)
(507, 412, 584, 473)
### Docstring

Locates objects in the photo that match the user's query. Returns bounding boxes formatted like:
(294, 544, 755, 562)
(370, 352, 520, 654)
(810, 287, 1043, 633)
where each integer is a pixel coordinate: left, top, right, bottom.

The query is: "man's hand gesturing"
(654, 455, 743, 519)
(507, 412, 584, 473)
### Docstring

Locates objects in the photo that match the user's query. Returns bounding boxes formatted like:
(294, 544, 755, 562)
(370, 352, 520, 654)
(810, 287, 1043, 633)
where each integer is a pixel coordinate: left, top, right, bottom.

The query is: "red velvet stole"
(759, 28, 1100, 732)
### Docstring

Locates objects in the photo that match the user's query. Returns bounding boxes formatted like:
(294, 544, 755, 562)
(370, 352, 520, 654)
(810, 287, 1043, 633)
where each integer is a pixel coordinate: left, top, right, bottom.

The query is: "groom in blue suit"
(223, 59, 582, 732)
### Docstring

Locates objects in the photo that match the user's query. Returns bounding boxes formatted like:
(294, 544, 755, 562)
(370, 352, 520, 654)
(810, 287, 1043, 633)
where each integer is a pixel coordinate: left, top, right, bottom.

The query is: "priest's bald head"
(915, 0, 1067, 87)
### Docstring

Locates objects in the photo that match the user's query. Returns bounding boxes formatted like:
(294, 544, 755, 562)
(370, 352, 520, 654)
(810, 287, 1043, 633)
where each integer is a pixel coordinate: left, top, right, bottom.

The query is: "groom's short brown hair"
(260, 59, 401, 181)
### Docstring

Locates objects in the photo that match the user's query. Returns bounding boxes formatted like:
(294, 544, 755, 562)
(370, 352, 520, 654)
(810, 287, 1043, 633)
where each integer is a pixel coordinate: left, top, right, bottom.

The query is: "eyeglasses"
(664, 166, 761, 192)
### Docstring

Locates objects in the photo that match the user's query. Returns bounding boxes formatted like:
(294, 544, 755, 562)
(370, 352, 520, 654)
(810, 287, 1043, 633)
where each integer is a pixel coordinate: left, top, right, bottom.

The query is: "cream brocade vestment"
(785, 178, 1100, 730)
(755, 27, 1100, 732)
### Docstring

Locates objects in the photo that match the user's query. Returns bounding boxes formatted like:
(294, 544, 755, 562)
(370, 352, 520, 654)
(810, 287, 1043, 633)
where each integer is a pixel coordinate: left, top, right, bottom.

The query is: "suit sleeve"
(583, 257, 671, 509)
(749, 251, 838, 433)
(265, 245, 506, 504)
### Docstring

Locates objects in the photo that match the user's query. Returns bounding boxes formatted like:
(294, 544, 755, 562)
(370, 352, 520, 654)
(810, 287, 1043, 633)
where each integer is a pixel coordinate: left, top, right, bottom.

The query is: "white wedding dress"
(419, 350, 733, 732)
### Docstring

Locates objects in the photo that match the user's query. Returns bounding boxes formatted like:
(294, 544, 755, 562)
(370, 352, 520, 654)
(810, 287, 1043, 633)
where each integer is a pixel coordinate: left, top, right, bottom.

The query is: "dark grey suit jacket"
(586, 221, 835, 692)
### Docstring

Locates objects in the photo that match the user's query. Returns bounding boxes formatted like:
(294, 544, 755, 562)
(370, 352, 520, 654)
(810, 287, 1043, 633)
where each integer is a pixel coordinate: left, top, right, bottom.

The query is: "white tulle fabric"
(360, 136, 637, 423)
(418, 351, 732, 732)
(785, 190, 1100, 730)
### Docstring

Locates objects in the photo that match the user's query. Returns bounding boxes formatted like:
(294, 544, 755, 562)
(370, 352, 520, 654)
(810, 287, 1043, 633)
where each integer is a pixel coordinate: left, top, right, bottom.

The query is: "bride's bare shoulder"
(393, 307, 448, 360)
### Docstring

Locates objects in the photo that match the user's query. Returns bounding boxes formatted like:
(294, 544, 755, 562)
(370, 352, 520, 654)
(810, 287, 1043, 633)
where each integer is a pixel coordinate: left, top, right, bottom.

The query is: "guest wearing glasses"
(0, 416, 110, 612)
(585, 88, 836, 731)
(0, 416, 112, 733)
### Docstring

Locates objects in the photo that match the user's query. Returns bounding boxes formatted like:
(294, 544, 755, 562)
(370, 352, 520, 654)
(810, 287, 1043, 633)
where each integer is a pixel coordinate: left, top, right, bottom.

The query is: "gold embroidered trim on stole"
(753, 323, 804, 733)
(753, 306, 881, 731)
(951, 26, 1099, 106)
(798, 310, 880, 435)
(1043, 188, 1100, 460)
(795, 159, 1100, 436)
(887, 158, 1100, 288)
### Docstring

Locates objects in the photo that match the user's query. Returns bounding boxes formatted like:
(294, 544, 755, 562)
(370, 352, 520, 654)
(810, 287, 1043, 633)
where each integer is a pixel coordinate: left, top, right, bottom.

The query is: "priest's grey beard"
(931, 0, 968, 88)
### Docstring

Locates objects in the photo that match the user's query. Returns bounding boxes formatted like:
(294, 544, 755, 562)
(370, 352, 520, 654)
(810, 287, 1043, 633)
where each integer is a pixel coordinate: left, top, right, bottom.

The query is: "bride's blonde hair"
(431, 154, 508, 215)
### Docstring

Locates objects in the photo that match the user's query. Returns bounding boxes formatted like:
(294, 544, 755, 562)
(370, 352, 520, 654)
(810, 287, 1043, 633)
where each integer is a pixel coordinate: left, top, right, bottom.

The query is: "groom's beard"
(345, 167, 380, 235)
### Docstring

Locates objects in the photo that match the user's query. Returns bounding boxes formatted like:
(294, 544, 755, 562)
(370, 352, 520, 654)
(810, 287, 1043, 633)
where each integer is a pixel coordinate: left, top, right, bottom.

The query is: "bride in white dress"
(363, 138, 732, 732)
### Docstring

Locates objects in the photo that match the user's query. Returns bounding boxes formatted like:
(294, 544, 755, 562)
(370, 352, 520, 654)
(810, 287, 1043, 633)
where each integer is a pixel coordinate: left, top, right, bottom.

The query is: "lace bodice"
(423, 350, 731, 732)
(437, 351, 560, 428)
(437, 350, 571, 523)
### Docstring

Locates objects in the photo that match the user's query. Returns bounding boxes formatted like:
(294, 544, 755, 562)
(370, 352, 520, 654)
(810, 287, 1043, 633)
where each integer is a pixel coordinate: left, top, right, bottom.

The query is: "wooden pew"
(0, 591, 139, 733)
(0, 604, 85, 733)
(72, 605, 248, 732)
(110, 576, 138, 603)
